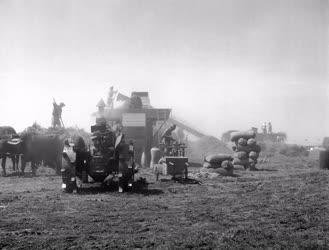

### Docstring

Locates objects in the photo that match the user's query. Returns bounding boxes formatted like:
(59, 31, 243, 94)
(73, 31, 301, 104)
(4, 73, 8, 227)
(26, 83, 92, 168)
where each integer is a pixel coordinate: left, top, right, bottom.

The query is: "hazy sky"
(0, 0, 328, 144)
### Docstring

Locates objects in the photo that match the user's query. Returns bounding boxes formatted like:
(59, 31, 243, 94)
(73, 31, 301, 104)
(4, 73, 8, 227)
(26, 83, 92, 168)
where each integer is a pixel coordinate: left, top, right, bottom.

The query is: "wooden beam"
(168, 117, 205, 138)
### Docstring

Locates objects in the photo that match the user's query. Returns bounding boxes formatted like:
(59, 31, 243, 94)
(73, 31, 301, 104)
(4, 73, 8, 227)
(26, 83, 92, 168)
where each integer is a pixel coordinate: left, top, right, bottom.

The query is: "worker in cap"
(107, 86, 118, 109)
(268, 122, 272, 134)
(161, 124, 177, 156)
(52, 99, 65, 128)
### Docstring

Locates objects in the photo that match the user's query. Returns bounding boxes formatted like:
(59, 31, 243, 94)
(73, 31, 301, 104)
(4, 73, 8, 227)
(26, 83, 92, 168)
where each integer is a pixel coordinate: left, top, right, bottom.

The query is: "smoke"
(0, 0, 327, 144)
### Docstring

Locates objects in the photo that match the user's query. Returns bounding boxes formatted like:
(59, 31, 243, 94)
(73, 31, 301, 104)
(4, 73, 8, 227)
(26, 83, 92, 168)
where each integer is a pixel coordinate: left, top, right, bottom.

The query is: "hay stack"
(231, 131, 261, 170)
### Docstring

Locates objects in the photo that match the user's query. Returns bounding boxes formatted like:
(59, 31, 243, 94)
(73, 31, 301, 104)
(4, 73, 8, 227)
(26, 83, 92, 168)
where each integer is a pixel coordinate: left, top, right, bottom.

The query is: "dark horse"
(0, 126, 21, 176)
(20, 132, 65, 175)
(0, 139, 22, 176)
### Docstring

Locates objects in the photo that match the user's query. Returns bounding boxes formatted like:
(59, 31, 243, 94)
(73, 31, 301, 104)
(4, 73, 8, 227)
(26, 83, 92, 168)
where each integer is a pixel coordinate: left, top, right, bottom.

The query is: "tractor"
(61, 120, 137, 193)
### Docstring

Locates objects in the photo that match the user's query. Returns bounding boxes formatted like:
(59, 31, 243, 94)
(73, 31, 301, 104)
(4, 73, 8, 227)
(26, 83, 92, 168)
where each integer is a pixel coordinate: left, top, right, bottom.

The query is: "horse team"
(0, 126, 64, 176)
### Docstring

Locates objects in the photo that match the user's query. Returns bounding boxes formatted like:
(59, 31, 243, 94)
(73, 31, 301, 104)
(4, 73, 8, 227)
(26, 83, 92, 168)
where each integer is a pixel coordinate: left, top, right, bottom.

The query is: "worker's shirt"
(52, 103, 62, 118)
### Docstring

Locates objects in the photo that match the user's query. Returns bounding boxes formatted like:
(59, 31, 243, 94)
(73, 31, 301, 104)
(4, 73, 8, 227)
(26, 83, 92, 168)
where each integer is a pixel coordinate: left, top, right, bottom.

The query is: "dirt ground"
(1, 155, 329, 249)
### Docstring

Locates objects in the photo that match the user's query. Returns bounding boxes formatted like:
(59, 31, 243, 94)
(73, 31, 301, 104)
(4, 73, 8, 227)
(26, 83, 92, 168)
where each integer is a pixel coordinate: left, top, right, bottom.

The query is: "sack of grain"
(249, 151, 259, 160)
(235, 145, 251, 153)
(233, 151, 248, 160)
(203, 161, 221, 169)
(248, 158, 258, 171)
(204, 154, 233, 164)
(238, 138, 247, 146)
(247, 138, 256, 146)
(250, 144, 261, 153)
(248, 158, 255, 165)
(232, 158, 249, 167)
(150, 147, 162, 168)
(231, 131, 256, 142)
(236, 144, 261, 153)
(221, 160, 234, 172)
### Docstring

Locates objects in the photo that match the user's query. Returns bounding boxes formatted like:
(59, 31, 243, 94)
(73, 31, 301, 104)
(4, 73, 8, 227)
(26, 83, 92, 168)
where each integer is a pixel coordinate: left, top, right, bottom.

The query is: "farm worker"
(107, 86, 118, 109)
(52, 100, 65, 128)
(262, 122, 267, 134)
(268, 122, 272, 134)
(162, 124, 177, 145)
(161, 124, 177, 155)
(116, 135, 134, 192)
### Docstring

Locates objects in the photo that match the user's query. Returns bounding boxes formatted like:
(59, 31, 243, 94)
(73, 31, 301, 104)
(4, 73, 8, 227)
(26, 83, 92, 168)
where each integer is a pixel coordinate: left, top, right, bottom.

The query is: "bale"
(233, 151, 248, 160)
(204, 154, 233, 164)
(231, 131, 256, 142)
(247, 138, 256, 146)
(238, 138, 247, 146)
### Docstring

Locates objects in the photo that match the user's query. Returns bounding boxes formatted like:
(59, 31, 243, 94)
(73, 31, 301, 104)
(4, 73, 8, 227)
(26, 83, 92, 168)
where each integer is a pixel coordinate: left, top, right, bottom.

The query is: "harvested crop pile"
(186, 136, 232, 164)
(231, 130, 261, 170)
(202, 154, 234, 174)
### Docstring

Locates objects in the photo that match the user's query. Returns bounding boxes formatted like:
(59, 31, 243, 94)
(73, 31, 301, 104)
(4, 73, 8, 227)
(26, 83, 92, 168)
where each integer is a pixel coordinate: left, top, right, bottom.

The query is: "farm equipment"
(154, 142, 189, 180)
(61, 121, 137, 193)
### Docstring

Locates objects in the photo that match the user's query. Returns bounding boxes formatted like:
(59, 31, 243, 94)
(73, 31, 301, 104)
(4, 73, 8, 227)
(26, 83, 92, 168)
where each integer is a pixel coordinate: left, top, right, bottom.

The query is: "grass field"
(1, 154, 329, 249)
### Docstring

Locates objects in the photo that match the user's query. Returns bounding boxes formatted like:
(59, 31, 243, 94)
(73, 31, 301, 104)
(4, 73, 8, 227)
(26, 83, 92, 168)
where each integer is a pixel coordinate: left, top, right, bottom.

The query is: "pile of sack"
(230, 131, 261, 170)
(202, 154, 234, 175)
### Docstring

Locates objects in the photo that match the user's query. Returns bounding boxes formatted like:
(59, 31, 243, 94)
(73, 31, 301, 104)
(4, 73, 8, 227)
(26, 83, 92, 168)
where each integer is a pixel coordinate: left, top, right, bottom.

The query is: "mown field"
(1, 154, 329, 249)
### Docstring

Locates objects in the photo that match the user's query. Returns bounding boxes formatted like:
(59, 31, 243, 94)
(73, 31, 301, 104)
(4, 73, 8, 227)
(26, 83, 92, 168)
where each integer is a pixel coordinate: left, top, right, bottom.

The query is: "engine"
(61, 118, 136, 193)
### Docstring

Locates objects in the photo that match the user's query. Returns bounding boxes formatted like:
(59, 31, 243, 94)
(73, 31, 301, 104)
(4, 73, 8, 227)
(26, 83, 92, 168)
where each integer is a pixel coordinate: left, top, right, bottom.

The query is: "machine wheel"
(64, 184, 74, 193)
(81, 170, 88, 183)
